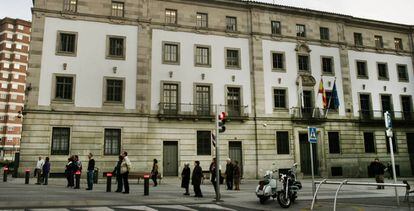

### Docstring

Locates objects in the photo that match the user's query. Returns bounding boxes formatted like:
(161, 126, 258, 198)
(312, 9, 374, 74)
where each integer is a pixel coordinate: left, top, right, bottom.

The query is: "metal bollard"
(106, 172, 112, 192)
(93, 168, 99, 184)
(3, 167, 8, 182)
(25, 169, 30, 184)
(74, 170, 81, 189)
(144, 174, 150, 196)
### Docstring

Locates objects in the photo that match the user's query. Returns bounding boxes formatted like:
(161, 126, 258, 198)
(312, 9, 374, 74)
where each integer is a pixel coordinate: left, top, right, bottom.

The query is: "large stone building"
(20, 0, 414, 178)
(0, 18, 31, 161)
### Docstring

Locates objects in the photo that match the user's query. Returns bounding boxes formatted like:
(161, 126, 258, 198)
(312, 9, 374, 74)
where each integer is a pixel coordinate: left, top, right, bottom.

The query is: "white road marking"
(152, 205, 196, 211)
(113, 206, 158, 211)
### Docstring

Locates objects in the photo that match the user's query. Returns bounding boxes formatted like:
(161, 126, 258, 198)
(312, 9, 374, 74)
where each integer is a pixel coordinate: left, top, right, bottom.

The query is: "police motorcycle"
(277, 163, 302, 208)
(255, 169, 278, 204)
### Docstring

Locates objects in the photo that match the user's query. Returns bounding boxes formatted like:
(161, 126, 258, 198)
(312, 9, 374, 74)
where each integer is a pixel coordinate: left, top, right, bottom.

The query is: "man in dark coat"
(181, 162, 190, 195)
(113, 155, 124, 192)
(86, 153, 95, 190)
(225, 158, 234, 190)
(42, 157, 50, 185)
(209, 158, 218, 194)
(192, 161, 203, 197)
(370, 158, 386, 189)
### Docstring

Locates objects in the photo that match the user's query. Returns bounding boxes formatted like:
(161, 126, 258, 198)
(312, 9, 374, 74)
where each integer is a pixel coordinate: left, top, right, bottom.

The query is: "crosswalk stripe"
(73, 207, 114, 211)
(152, 205, 197, 211)
(30, 209, 70, 211)
(113, 206, 157, 211)
(189, 204, 236, 211)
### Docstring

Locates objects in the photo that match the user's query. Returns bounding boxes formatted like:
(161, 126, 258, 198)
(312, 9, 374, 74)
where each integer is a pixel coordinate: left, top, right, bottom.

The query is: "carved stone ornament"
(296, 73, 316, 87)
(295, 42, 311, 53)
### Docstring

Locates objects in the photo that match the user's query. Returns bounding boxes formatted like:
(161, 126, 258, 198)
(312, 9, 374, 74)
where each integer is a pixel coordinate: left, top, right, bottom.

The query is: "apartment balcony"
(157, 103, 249, 121)
(358, 110, 414, 126)
(290, 107, 327, 123)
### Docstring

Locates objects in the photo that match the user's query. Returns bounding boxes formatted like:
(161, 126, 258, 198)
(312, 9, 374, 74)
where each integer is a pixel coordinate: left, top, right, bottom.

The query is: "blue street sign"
(384, 111, 392, 129)
(308, 127, 317, 143)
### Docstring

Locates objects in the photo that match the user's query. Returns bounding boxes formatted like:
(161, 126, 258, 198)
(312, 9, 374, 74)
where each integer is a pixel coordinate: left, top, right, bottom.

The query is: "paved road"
(0, 176, 413, 210)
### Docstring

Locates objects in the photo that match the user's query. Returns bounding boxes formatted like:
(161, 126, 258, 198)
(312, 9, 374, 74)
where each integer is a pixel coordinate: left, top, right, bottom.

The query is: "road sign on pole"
(384, 111, 399, 206)
(308, 126, 317, 196)
(308, 127, 317, 143)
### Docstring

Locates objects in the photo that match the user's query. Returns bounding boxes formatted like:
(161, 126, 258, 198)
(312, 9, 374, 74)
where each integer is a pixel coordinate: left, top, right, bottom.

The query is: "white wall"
(38, 17, 138, 109)
(348, 50, 414, 117)
(262, 40, 345, 116)
(151, 29, 251, 113)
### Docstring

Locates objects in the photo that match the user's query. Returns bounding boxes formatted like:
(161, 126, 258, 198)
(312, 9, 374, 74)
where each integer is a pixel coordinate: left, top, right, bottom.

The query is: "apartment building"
(20, 0, 414, 178)
(0, 18, 31, 161)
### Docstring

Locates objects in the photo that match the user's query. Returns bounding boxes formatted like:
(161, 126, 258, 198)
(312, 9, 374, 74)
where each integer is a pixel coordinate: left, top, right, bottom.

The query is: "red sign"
(106, 172, 113, 177)
(75, 170, 81, 175)
(3, 167, 8, 171)
(25, 169, 30, 172)
(143, 174, 150, 179)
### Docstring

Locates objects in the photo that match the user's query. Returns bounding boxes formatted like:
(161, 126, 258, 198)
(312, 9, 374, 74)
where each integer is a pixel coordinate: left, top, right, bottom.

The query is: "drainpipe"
(247, 3, 259, 179)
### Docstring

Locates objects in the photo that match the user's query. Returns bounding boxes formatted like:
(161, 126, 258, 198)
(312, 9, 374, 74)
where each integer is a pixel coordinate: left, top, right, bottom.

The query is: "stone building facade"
(0, 18, 31, 160)
(20, 0, 414, 178)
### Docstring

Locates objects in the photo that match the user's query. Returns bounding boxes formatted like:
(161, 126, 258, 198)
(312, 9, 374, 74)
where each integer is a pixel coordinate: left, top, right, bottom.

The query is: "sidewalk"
(0, 176, 412, 210)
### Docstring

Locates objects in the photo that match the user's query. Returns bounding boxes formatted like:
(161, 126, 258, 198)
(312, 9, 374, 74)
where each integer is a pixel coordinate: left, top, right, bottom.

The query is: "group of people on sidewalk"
(112, 152, 132, 193)
(369, 157, 395, 189)
(180, 157, 241, 197)
(34, 156, 50, 185)
(64, 153, 95, 190)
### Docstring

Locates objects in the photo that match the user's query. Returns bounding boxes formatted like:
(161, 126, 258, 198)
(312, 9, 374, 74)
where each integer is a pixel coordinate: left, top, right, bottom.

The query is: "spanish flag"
(318, 79, 327, 108)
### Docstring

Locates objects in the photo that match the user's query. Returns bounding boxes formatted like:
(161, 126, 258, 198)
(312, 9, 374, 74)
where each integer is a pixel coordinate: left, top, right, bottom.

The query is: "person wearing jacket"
(151, 159, 159, 187)
(209, 158, 218, 194)
(370, 158, 386, 189)
(225, 158, 234, 190)
(121, 151, 131, 194)
(192, 161, 203, 197)
(233, 160, 241, 191)
(35, 156, 44, 185)
(42, 157, 50, 185)
(86, 153, 95, 190)
(181, 162, 190, 195)
(113, 155, 124, 192)
(65, 157, 73, 187)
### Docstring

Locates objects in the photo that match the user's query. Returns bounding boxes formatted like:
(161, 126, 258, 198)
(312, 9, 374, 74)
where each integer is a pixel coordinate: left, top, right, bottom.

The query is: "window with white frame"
(14, 54, 20, 60)
(16, 44, 22, 50)
(17, 34, 23, 40)
(4, 53, 10, 59)
(6, 33, 13, 39)
(111, 1, 124, 17)
(195, 45, 210, 66)
(7, 127, 14, 132)
(17, 25, 24, 30)
(1, 83, 7, 89)
(8, 24, 13, 29)
(5, 43, 12, 48)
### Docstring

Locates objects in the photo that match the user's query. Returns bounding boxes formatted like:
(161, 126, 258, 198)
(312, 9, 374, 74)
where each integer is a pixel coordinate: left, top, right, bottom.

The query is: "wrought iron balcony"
(359, 110, 414, 122)
(290, 107, 327, 122)
(157, 103, 249, 120)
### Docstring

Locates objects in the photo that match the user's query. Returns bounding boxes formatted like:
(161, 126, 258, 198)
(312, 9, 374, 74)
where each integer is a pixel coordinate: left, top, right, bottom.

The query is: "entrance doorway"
(229, 141, 243, 176)
(407, 133, 414, 175)
(163, 141, 178, 176)
(299, 133, 319, 175)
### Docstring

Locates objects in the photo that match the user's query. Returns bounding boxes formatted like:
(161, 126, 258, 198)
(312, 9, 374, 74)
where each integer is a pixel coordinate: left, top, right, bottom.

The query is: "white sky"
(1, 0, 413, 25)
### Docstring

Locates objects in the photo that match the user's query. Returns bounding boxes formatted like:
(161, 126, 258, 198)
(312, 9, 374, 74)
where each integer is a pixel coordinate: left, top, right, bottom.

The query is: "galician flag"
(318, 79, 327, 108)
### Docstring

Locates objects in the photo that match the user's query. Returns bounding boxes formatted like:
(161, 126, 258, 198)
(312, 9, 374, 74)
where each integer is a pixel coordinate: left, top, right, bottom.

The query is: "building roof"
(0, 17, 31, 27)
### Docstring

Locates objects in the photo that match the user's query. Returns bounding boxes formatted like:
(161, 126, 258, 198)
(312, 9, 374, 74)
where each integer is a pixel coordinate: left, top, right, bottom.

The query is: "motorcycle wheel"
(259, 196, 268, 204)
(277, 192, 291, 208)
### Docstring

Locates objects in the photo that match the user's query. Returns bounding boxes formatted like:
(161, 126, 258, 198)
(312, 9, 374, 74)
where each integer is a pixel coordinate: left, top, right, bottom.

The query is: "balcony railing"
(290, 107, 327, 121)
(158, 103, 249, 120)
(359, 110, 414, 121)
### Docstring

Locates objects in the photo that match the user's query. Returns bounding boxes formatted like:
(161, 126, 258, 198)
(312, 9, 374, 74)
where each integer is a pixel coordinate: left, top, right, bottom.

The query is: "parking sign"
(308, 127, 317, 143)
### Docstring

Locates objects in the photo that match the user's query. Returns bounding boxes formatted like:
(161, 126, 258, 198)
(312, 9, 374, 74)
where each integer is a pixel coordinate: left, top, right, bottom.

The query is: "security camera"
(262, 123, 267, 127)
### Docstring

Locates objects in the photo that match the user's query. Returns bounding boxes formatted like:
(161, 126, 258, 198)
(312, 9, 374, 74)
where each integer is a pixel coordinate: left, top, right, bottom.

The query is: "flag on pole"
(211, 132, 216, 148)
(318, 79, 327, 108)
(332, 80, 340, 109)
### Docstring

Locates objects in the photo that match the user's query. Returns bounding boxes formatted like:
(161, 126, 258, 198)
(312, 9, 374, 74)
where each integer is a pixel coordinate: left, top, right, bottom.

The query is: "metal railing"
(158, 103, 249, 119)
(359, 110, 414, 121)
(290, 107, 327, 120)
(311, 180, 407, 211)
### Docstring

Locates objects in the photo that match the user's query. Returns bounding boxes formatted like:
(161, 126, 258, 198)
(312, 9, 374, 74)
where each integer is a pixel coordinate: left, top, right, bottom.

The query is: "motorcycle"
(277, 163, 302, 208)
(255, 170, 278, 204)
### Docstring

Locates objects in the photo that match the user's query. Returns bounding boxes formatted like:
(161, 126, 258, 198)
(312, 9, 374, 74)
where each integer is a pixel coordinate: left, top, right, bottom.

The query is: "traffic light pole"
(215, 105, 221, 202)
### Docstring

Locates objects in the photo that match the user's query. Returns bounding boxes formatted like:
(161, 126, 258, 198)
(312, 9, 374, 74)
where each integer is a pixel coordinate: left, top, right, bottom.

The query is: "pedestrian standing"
(233, 160, 241, 191)
(209, 157, 218, 194)
(86, 153, 95, 190)
(42, 157, 50, 185)
(151, 159, 159, 187)
(192, 161, 203, 197)
(65, 157, 73, 188)
(225, 158, 234, 190)
(73, 155, 81, 189)
(75, 155, 82, 173)
(370, 158, 386, 189)
(69, 155, 77, 188)
(34, 156, 44, 185)
(386, 162, 393, 179)
(121, 151, 131, 194)
(181, 162, 190, 195)
(113, 155, 124, 192)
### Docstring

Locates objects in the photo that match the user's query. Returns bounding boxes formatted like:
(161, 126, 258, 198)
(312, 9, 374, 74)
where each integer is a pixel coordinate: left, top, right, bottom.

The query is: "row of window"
(359, 94, 413, 115)
(0, 93, 22, 100)
(3, 33, 29, 41)
(354, 33, 404, 50)
(56, 32, 125, 59)
(0, 115, 19, 121)
(356, 61, 409, 81)
(54, 76, 124, 103)
(3, 42, 26, 50)
(4, 23, 26, 31)
(2, 53, 25, 60)
(1, 63, 26, 70)
(1, 72, 21, 80)
(63, 0, 125, 17)
(50, 128, 401, 156)
(271, 52, 334, 74)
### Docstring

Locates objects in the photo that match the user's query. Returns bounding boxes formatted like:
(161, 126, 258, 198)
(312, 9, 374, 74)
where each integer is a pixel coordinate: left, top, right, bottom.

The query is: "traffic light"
(218, 112, 227, 133)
